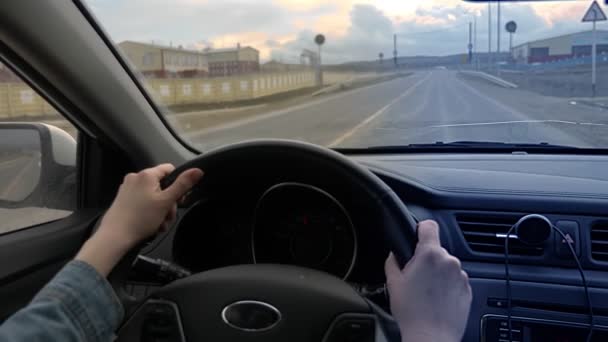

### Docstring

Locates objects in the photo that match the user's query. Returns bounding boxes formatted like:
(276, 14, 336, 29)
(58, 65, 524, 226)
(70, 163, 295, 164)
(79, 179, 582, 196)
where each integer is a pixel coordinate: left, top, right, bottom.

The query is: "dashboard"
(173, 182, 358, 280)
(137, 152, 608, 342)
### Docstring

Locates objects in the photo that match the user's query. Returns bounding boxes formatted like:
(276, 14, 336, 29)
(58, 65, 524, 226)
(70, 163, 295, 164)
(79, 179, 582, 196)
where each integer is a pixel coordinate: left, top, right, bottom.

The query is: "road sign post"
(393, 34, 398, 68)
(593, 20, 597, 97)
(468, 22, 473, 65)
(505, 21, 517, 64)
(314, 34, 325, 87)
(582, 1, 607, 98)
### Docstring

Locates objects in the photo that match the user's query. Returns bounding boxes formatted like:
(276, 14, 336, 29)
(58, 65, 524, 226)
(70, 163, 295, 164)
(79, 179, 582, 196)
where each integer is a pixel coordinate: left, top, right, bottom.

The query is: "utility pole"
(488, 3, 492, 70)
(474, 16, 479, 70)
(393, 34, 398, 68)
(468, 22, 473, 65)
(497, 1, 501, 55)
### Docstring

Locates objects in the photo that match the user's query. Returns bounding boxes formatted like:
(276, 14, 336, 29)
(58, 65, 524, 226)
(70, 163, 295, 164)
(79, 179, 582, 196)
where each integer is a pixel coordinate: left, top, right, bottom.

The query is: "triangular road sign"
(582, 1, 607, 22)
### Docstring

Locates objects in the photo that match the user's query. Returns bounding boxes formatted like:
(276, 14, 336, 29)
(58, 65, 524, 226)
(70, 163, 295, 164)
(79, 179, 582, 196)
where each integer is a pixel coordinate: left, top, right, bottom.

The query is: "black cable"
(504, 224, 516, 342)
(552, 225, 594, 342)
(504, 223, 595, 342)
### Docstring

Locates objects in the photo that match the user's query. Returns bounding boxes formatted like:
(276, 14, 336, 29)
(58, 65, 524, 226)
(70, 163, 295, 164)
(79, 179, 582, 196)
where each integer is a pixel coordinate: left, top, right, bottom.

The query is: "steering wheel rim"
(162, 139, 417, 267)
(115, 139, 418, 342)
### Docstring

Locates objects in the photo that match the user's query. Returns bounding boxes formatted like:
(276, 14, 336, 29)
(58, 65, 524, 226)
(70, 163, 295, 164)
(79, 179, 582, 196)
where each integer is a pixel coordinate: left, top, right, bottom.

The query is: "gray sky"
(86, 0, 608, 64)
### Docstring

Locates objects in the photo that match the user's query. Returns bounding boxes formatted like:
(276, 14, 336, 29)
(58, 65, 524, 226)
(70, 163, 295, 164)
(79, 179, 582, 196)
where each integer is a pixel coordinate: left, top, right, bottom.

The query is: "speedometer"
(252, 183, 357, 279)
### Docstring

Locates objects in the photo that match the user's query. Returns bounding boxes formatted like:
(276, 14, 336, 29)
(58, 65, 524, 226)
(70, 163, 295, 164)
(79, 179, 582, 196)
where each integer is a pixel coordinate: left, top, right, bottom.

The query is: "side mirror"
(0, 123, 77, 211)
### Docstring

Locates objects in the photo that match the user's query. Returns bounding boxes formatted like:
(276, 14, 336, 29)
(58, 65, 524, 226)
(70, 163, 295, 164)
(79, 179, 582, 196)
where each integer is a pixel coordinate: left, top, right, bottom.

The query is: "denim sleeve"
(0, 260, 124, 342)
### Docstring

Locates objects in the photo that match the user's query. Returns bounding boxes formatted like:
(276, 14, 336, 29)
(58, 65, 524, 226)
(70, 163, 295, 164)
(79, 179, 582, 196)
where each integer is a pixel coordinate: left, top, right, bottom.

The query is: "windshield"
(84, 0, 608, 151)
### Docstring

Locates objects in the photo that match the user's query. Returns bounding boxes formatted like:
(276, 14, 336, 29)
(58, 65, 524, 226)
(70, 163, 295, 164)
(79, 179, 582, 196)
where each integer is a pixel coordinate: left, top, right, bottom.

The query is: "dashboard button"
(324, 316, 375, 342)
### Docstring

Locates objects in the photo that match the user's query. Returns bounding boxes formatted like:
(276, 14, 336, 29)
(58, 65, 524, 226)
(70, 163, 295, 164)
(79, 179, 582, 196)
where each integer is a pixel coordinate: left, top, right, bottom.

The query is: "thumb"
(163, 168, 204, 202)
(384, 252, 402, 282)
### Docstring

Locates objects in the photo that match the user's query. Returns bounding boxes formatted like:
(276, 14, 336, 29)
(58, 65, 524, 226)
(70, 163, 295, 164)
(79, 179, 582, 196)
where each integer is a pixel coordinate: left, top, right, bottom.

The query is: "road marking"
(0, 156, 28, 169)
(430, 120, 580, 128)
(187, 75, 414, 138)
(328, 73, 432, 147)
(453, 75, 531, 120)
(1, 157, 37, 199)
(580, 122, 608, 126)
(453, 75, 590, 147)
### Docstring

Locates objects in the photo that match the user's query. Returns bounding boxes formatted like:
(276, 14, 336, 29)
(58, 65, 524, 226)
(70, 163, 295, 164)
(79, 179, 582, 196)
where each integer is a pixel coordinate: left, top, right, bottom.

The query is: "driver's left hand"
(76, 164, 203, 277)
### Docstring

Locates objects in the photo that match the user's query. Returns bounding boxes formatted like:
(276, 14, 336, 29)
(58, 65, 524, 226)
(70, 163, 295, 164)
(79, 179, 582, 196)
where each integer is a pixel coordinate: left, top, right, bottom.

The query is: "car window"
(85, 0, 608, 151)
(0, 62, 77, 235)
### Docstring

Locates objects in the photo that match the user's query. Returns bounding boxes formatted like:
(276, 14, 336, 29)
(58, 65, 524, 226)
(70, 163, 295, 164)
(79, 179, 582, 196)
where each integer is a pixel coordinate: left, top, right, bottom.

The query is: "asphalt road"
(0, 153, 70, 235)
(187, 70, 608, 150)
(0, 154, 39, 202)
(2, 69, 608, 233)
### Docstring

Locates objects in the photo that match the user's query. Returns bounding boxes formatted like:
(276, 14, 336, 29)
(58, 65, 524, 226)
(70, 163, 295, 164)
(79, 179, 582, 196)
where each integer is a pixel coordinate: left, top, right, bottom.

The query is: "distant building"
(512, 30, 608, 64)
(118, 41, 209, 78)
(118, 41, 260, 78)
(205, 45, 260, 77)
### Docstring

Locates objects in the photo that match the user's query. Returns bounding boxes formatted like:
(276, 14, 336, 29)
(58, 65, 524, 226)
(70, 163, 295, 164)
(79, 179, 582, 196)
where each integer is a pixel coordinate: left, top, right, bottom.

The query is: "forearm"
(400, 325, 460, 342)
(75, 227, 135, 277)
(0, 260, 124, 342)
(401, 334, 458, 342)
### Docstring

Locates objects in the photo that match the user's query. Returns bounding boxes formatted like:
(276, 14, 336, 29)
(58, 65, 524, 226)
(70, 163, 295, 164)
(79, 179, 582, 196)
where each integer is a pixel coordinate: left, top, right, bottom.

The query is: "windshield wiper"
(338, 141, 580, 153)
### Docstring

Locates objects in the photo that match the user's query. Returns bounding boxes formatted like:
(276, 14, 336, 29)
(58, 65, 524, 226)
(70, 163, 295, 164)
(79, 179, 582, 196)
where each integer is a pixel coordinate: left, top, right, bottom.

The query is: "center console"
(482, 315, 608, 342)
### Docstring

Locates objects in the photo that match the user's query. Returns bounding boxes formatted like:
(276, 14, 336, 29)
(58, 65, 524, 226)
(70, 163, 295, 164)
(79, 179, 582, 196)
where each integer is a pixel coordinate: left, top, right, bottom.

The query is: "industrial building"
(118, 41, 209, 78)
(204, 45, 260, 77)
(511, 30, 608, 64)
(118, 41, 260, 78)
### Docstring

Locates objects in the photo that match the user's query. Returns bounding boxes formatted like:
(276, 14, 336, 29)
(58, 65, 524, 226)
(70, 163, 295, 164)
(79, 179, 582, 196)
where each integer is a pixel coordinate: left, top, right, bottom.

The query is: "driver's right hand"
(385, 220, 472, 342)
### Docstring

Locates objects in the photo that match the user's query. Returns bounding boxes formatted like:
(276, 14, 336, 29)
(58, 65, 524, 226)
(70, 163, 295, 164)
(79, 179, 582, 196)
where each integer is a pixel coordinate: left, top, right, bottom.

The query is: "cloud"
(269, 4, 396, 63)
(86, 0, 608, 63)
(265, 2, 565, 62)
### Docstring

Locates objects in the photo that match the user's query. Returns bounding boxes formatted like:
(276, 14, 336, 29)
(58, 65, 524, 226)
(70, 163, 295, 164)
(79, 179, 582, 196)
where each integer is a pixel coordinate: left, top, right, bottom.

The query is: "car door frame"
(0, 0, 187, 320)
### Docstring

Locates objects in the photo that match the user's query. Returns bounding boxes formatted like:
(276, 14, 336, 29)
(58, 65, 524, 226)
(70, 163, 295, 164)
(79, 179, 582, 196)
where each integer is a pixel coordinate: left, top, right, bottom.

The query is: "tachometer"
(252, 183, 357, 279)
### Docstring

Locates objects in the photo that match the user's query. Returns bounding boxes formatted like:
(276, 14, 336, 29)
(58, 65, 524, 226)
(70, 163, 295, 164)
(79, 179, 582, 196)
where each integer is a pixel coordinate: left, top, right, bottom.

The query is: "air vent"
(591, 222, 608, 261)
(456, 214, 544, 256)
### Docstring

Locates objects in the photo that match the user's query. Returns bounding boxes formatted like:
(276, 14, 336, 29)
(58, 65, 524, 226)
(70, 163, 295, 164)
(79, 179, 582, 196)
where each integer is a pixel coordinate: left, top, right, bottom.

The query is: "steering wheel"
(114, 140, 418, 342)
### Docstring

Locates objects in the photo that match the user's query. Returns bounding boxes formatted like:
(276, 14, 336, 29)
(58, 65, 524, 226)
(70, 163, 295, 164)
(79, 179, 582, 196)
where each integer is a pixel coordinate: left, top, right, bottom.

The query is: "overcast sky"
(85, 0, 608, 64)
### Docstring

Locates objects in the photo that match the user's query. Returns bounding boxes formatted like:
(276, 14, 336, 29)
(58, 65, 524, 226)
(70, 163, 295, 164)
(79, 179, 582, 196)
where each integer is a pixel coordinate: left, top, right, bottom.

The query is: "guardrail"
(500, 54, 608, 73)
(459, 70, 518, 89)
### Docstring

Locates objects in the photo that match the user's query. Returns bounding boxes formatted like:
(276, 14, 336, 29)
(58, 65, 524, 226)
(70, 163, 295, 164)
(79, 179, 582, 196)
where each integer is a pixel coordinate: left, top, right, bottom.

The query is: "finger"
(163, 168, 204, 202)
(417, 220, 440, 247)
(143, 163, 175, 180)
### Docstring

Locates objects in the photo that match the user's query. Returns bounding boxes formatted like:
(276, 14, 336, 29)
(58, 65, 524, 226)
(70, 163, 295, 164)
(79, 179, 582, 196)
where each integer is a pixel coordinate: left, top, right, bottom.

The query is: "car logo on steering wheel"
(221, 300, 282, 332)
